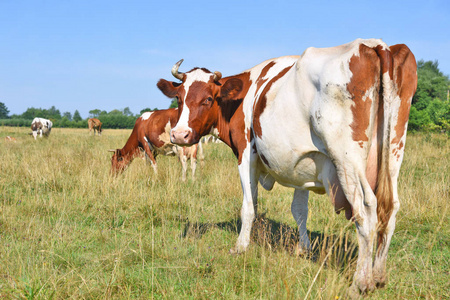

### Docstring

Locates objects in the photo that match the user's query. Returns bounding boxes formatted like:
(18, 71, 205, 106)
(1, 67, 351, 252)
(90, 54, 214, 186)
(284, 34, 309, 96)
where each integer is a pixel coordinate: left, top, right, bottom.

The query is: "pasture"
(0, 126, 448, 299)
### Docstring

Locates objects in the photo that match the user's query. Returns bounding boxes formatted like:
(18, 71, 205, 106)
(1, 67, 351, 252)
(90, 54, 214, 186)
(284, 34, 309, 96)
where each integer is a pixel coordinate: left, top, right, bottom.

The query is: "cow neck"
(121, 123, 142, 159)
(214, 72, 251, 162)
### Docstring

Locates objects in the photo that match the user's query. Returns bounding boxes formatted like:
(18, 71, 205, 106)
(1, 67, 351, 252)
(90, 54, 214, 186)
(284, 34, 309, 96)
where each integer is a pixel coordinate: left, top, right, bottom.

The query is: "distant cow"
(109, 109, 203, 181)
(88, 118, 102, 136)
(157, 39, 417, 295)
(5, 136, 17, 142)
(31, 118, 53, 140)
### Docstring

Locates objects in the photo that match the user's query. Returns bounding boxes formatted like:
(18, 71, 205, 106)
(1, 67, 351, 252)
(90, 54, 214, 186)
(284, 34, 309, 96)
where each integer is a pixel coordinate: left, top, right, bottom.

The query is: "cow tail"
(374, 44, 395, 248)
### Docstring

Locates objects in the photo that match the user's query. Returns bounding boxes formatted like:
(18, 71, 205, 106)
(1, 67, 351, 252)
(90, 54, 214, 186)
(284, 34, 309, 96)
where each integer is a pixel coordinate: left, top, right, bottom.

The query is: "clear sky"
(1, 0, 449, 118)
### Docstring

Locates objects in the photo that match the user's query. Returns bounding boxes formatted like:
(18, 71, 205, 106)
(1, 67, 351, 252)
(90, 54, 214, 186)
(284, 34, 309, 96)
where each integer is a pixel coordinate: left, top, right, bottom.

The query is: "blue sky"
(1, 0, 449, 118)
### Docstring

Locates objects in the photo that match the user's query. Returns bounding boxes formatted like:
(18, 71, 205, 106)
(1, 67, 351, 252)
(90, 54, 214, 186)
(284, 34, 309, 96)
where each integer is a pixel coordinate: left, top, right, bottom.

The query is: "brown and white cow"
(31, 117, 53, 140)
(109, 108, 202, 181)
(5, 136, 17, 142)
(157, 39, 417, 295)
(88, 118, 103, 136)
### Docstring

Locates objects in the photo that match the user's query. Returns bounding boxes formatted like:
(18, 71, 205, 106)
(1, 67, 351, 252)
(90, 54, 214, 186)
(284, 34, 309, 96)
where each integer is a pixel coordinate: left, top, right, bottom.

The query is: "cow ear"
(157, 79, 180, 98)
(220, 78, 243, 100)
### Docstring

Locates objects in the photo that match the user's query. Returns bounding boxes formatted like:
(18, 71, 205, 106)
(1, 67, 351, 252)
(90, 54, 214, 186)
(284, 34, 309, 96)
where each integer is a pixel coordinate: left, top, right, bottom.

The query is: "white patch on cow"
(174, 69, 213, 133)
(141, 112, 153, 120)
(158, 121, 172, 145)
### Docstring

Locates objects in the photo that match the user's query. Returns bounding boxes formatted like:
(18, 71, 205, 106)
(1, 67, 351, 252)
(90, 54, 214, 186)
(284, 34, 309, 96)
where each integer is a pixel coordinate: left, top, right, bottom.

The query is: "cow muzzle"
(170, 128, 196, 146)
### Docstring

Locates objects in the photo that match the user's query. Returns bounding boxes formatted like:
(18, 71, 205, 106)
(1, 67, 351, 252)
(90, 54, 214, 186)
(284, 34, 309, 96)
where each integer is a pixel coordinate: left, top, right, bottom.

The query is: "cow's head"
(157, 59, 243, 145)
(31, 121, 42, 139)
(109, 149, 129, 174)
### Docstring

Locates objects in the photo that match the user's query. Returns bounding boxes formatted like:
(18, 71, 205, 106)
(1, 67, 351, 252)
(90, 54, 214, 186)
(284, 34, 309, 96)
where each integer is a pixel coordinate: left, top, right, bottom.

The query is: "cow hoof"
(347, 284, 362, 300)
(373, 271, 387, 288)
(374, 276, 386, 288)
(348, 279, 376, 299)
(229, 245, 247, 255)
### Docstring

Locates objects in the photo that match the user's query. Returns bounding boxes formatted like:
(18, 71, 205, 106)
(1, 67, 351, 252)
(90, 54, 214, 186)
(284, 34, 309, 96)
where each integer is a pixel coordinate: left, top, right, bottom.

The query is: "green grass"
(0, 127, 448, 299)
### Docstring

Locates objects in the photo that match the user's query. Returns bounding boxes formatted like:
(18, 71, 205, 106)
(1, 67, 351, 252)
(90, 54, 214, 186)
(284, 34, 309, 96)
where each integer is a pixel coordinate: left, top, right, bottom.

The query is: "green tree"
(21, 107, 42, 119)
(89, 109, 101, 118)
(73, 110, 82, 121)
(122, 107, 134, 116)
(410, 60, 450, 131)
(169, 98, 178, 108)
(63, 112, 72, 121)
(45, 106, 62, 120)
(0, 102, 10, 118)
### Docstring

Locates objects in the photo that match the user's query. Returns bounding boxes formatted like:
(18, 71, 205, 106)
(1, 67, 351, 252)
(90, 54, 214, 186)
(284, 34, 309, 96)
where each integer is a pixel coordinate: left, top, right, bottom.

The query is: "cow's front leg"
(190, 156, 197, 180)
(179, 154, 188, 181)
(230, 149, 258, 254)
(142, 141, 158, 174)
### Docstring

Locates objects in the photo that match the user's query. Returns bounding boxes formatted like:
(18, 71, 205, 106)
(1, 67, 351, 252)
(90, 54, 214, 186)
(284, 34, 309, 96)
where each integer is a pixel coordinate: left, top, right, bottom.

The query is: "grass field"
(0, 127, 448, 299)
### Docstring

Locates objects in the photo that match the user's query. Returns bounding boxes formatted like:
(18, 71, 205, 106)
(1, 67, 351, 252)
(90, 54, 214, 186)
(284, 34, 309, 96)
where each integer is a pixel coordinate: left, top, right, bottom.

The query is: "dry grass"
(0, 127, 448, 299)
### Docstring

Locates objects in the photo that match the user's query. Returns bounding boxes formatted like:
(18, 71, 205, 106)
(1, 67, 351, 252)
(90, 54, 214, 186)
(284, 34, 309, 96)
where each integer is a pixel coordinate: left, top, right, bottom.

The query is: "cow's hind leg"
(326, 162, 377, 296)
(291, 189, 311, 255)
(342, 171, 378, 296)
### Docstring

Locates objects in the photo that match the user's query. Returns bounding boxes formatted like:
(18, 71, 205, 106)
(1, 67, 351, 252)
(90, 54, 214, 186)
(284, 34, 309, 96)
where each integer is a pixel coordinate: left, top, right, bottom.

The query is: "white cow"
(157, 39, 417, 296)
(31, 117, 53, 140)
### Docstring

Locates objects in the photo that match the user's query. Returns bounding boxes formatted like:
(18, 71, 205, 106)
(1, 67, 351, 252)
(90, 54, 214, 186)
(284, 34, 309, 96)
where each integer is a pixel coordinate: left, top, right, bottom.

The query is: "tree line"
(0, 105, 158, 129)
(0, 60, 449, 132)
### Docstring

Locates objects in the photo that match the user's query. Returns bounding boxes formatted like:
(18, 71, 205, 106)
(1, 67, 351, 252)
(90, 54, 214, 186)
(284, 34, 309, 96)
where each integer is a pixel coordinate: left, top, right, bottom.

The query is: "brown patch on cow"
(31, 121, 42, 131)
(390, 44, 417, 146)
(227, 100, 247, 163)
(348, 44, 380, 146)
(256, 61, 275, 91)
(210, 72, 252, 164)
(253, 64, 295, 138)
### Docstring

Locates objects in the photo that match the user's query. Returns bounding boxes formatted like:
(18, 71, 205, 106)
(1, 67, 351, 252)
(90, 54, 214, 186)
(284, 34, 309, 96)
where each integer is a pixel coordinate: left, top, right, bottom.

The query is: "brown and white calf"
(5, 136, 17, 142)
(157, 39, 417, 295)
(109, 108, 202, 181)
(88, 118, 103, 136)
(31, 117, 53, 140)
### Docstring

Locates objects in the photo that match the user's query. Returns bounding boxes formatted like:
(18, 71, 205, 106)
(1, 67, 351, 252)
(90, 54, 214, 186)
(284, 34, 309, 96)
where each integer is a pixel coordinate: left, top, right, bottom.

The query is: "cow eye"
(203, 97, 213, 105)
(118, 157, 123, 162)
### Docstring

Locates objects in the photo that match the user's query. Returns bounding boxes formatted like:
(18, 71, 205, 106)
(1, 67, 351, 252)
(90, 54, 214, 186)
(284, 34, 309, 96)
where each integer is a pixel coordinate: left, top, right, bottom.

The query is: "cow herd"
(20, 39, 418, 296)
(27, 113, 203, 181)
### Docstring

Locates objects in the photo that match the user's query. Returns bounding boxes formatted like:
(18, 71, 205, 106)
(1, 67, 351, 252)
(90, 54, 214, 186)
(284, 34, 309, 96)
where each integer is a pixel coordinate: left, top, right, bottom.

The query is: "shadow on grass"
(181, 213, 358, 271)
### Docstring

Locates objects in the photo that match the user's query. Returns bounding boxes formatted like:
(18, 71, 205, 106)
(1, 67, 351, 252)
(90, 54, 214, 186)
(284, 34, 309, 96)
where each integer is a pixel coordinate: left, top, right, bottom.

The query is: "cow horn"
(213, 71, 222, 82)
(108, 149, 116, 153)
(171, 59, 184, 80)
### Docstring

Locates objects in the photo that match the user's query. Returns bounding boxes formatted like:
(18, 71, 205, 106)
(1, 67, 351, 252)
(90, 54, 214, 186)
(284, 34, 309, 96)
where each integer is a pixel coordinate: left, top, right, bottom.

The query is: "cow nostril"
(183, 132, 190, 139)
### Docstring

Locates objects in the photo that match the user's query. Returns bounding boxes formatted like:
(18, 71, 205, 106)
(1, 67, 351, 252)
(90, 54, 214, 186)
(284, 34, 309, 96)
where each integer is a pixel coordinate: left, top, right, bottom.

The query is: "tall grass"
(0, 127, 448, 299)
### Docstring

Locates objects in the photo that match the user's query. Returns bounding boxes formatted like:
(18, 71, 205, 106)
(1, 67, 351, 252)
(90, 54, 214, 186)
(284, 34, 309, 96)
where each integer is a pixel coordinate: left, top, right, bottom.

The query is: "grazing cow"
(109, 108, 203, 181)
(31, 117, 53, 140)
(157, 39, 417, 295)
(88, 118, 103, 136)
